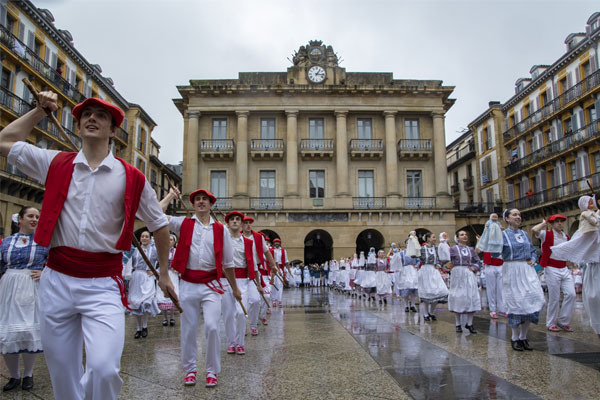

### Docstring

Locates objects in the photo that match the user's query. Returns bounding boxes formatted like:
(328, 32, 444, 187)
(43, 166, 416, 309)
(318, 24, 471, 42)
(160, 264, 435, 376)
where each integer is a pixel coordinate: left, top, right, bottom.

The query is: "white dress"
(447, 245, 481, 313)
(375, 258, 392, 295)
(129, 245, 160, 316)
(418, 245, 448, 303)
(156, 249, 180, 311)
(583, 262, 600, 334)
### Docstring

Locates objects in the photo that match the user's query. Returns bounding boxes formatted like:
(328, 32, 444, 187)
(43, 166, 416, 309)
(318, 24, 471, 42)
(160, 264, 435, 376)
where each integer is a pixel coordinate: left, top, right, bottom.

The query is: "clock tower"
(287, 40, 346, 85)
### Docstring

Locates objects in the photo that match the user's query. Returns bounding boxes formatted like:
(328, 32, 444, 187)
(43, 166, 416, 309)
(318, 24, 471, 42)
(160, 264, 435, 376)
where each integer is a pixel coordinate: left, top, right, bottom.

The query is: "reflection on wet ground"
(2, 287, 600, 399)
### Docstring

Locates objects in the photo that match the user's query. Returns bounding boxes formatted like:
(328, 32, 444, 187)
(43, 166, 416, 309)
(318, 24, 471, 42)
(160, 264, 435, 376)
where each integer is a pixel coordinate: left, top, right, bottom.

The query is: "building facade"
(174, 41, 456, 263)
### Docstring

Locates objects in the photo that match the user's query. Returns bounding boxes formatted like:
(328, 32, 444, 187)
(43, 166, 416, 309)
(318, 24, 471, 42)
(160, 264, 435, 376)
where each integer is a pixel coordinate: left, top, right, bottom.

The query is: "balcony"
(457, 202, 501, 214)
(505, 117, 600, 177)
(349, 139, 383, 160)
(0, 24, 86, 104)
(249, 197, 283, 210)
(116, 127, 128, 145)
(0, 156, 45, 204)
(463, 176, 474, 191)
(353, 197, 386, 209)
(503, 69, 600, 143)
(300, 139, 334, 160)
(451, 183, 460, 194)
(250, 139, 284, 160)
(404, 197, 436, 209)
(200, 139, 234, 160)
(213, 197, 232, 210)
(397, 139, 432, 160)
(446, 142, 475, 169)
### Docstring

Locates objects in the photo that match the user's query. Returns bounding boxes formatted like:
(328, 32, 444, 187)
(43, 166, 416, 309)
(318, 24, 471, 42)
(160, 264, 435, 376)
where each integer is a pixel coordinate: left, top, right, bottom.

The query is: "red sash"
(180, 269, 224, 294)
(483, 252, 504, 266)
(234, 268, 249, 279)
(47, 246, 130, 310)
(540, 230, 569, 268)
(172, 218, 224, 279)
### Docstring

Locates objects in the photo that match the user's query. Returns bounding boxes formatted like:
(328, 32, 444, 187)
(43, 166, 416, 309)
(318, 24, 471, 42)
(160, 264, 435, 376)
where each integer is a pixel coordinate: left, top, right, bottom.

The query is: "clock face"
(307, 65, 326, 83)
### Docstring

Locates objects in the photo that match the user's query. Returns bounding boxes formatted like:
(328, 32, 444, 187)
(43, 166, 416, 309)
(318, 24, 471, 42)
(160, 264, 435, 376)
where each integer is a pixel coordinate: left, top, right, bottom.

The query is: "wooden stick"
(132, 235, 183, 313)
(165, 176, 191, 216)
(22, 78, 78, 151)
(586, 180, 600, 208)
(253, 275, 271, 308)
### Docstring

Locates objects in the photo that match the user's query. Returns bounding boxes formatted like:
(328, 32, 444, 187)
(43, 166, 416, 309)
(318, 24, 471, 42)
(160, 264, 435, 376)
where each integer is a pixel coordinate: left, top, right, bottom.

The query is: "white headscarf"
(439, 232, 448, 243)
(579, 195, 593, 211)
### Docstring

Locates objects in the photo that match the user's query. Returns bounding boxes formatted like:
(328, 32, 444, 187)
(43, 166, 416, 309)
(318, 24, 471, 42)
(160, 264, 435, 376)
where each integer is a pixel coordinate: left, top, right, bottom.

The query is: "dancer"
(270, 238, 288, 308)
(406, 231, 421, 258)
(448, 231, 481, 333)
(418, 233, 448, 322)
(399, 240, 419, 312)
(501, 208, 545, 351)
(0, 207, 48, 391)
(477, 215, 506, 318)
(156, 234, 180, 326)
(0, 93, 173, 400)
(375, 250, 392, 303)
(532, 214, 574, 332)
(362, 247, 377, 301)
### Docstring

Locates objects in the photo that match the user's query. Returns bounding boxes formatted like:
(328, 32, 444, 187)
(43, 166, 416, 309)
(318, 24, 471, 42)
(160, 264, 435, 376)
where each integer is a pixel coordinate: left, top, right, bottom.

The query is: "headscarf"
(503, 208, 511, 222)
(439, 232, 448, 242)
(579, 195, 593, 211)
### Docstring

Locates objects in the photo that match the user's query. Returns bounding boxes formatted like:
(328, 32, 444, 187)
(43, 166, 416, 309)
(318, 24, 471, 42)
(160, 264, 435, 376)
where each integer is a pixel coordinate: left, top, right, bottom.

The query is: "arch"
(259, 229, 280, 244)
(414, 228, 432, 244)
(356, 229, 385, 255)
(304, 229, 333, 265)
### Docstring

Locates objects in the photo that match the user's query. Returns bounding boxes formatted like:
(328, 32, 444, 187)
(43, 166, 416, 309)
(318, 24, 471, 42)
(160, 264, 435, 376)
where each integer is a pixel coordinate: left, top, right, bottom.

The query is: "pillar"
(286, 110, 299, 196)
(335, 110, 349, 196)
(384, 111, 399, 196)
(183, 110, 200, 196)
(235, 111, 249, 196)
(432, 111, 450, 196)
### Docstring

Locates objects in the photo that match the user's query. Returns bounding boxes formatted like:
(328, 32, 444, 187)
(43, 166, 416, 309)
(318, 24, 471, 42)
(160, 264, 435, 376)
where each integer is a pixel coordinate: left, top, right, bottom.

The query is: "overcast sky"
(36, 0, 598, 164)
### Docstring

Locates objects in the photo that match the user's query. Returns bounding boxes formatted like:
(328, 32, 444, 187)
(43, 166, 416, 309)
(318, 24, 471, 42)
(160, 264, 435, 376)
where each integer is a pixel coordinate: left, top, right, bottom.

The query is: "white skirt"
(418, 264, 449, 303)
(361, 271, 377, 289)
(0, 269, 43, 354)
(448, 266, 481, 313)
(397, 265, 419, 290)
(349, 268, 357, 280)
(375, 271, 392, 295)
(354, 270, 365, 286)
(502, 261, 545, 315)
(303, 270, 311, 283)
(129, 269, 160, 316)
(156, 269, 180, 310)
(583, 262, 600, 334)
(551, 230, 600, 264)
(339, 270, 351, 290)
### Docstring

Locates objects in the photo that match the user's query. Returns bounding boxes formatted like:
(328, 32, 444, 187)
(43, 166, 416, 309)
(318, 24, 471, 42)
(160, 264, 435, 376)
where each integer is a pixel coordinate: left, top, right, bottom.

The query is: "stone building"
(174, 40, 456, 263)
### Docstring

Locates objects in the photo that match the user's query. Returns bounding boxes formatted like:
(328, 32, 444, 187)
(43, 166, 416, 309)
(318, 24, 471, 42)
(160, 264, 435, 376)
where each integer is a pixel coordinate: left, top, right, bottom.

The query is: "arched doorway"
(356, 229, 385, 255)
(259, 229, 280, 245)
(304, 230, 333, 265)
(414, 228, 432, 244)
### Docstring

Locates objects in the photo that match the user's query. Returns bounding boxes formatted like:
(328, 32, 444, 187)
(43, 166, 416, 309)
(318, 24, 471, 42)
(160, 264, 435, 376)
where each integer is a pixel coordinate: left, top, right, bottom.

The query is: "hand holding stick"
(166, 176, 191, 216)
(223, 273, 247, 316)
(254, 276, 271, 308)
(586, 180, 600, 208)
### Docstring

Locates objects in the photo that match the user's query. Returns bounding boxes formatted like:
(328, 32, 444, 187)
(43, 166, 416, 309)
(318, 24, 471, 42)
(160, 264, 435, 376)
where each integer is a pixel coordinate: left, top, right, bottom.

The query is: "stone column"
(286, 110, 299, 196)
(183, 110, 200, 196)
(235, 111, 249, 196)
(384, 111, 399, 196)
(335, 110, 349, 196)
(432, 111, 450, 196)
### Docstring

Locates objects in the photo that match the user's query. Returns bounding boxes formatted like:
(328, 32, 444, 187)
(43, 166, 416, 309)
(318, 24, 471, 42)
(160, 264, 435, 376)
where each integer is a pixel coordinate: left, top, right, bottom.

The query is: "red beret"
(225, 211, 244, 223)
(273, 238, 281, 243)
(189, 189, 216, 204)
(548, 214, 567, 223)
(72, 97, 124, 127)
(242, 216, 254, 223)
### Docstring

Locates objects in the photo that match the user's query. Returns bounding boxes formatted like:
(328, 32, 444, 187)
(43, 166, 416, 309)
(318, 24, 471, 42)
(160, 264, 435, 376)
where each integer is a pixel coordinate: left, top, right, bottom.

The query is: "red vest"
(234, 237, 256, 280)
(269, 247, 286, 277)
(171, 218, 224, 278)
(540, 229, 569, 268)
(34, 152, 145, 251)
(251, 231, 267, 271)
(483, 252, 504, 266)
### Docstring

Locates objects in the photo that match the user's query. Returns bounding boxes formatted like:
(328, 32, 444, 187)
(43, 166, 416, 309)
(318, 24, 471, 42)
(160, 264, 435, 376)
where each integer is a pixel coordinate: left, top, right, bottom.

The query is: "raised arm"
(160, 187, 180, 212)
(531, 219, 547, 237)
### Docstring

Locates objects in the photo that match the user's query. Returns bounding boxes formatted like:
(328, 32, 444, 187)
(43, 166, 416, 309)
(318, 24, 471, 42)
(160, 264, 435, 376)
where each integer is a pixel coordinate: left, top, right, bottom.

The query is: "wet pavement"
(2, 287, 600, 399)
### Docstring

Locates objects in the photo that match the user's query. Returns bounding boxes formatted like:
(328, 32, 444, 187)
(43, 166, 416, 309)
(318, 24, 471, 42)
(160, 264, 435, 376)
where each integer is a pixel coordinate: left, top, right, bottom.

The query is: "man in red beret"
(269, 238, 289, 308)
(0, 93, 173, 399)
(532, 214, 575, 332)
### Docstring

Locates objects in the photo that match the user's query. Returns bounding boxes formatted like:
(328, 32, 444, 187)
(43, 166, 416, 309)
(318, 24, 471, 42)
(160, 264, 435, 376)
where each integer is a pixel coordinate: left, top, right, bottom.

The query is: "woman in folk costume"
(406, 231, 421, 258)
(501, 208, 545, 352)
(476, 214, 506, 319)
(387, 243, 403, 298)
(0, 207, 49, 392)
(156, 234, 180, 326)
(340, 258, 352, 292)
(361, 247, 378, 300)
(303, 264, 312, 287)
(418, 232, 448, 322)
(129, 230, 160, 339)
(398, 239, 419, 312)
(375, 250, 392, 303)
(354, 251, 366, 295)
(448, 231, 481, 334)
(349, 253, 359, 295)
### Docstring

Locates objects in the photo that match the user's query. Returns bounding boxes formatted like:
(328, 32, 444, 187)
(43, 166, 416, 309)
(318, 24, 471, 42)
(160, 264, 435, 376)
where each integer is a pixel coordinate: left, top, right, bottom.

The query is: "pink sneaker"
(278, 301, 283, 308)
(267, 308, 272, 314)
(272, 301, 277, 307)
(262, 318, 269, 325)
(548, 325, 560, 332)
(490, 312, 498, 319)
(558, 324, 574, 332)
(205, 372, 217, 387)
(236, 346, 245, 355)
(184, 371, 197, 386)
(251, 328, 258, 336)
(227, 345, 235, 354)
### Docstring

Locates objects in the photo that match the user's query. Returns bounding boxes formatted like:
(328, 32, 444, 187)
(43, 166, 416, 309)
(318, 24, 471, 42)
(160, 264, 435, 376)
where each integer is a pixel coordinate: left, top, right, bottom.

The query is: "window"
(309, 118, 324, 139)
(540, 91, 548, 107)
(581, 61, 591, 79)
(589, 106, 597, 124)
(405, 119, 419, 140)
(136, 126, 146, 152)
(212, 119, 227, 139)
(594, 153, 600, 173)
(136, 158, 145, 173)
(358, 170, 374, 197)
(150, 169, 157, 185)
(260, 118, 275, 139)
(0, 68, 11, 90)
(210, 171, 227, 198)
(259, 170, 276, 198)
(357, 119, 372, 139)
(549, 169, 556, 187)
(524, 103, 531, 118)
(564, 117, 573, 134)
(406, 170, 422, 197)
(309, 170, 325, 198)
(569, 161, 577, 181)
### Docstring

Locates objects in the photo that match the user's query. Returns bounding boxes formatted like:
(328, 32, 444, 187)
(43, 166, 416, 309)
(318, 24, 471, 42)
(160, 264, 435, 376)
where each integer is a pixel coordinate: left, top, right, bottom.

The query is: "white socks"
(519, 321, 530, 340)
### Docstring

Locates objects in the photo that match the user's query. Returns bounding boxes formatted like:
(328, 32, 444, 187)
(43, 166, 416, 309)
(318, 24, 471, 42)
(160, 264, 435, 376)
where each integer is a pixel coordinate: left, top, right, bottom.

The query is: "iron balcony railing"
(503, 69, 600, 142)
(398, 139, 432, 152)
(463, 176, 474, 189)
(0, 155, 42, 185)
(404, 197, 436, 209)
(213, 197, 232, 210)
(451, 184, 459, 194)
(457, 202, 501, 214)
(349, 139, 383, 151)
(116, 127, 128, 144)
(446, 142, 475, 165)
(0, 24, 86, 104)
(250, 139, 284, 151)
(201, 139, 235, 152)
(352, 197, 386, 209)
(249, 197, 283, 210)
(506, 117, 600, 176)
(300, 139, 334, 151)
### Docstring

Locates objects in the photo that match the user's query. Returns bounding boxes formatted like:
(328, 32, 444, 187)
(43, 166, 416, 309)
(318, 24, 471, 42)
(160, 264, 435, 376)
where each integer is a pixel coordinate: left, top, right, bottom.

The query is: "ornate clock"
(307, 65, 326, 83)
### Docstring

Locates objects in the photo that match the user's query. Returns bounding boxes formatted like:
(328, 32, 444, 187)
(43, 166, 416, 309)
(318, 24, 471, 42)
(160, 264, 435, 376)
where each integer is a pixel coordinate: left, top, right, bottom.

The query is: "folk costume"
(482, 252, 505, 317)
(156, 245, 180, 325)
(270, 241, 288, 307)
(375, 254, 392, 300)
(129, 241, 160, 336)
(418, 244, 448, 320)
(244, 228, 271, 333)
(448, 244, 481, 332)
(398, 249, 419, 311)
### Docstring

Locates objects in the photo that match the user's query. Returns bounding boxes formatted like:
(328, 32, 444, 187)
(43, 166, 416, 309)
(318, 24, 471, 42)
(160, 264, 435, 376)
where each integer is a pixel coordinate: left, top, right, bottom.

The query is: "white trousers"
(222, 278, 250, 347)
(485, 265, 505, 313)
(40, 268, 124, 400)
(247, 280, 262, 329)
(545, 266, 575, 327)
(258, 275, 272, 320)
(220, 278, 236, 348)
(180, 280, 222, 375)
(271, 276, 283, 302)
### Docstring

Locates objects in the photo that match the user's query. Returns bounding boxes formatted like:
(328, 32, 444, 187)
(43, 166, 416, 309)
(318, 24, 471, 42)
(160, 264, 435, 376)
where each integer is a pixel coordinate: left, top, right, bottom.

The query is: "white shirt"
(243, 232, 268, 271)
(536, 229, 568, 246)
(230, 233, 247, 269)
(8, 142, 168, 253)
(168, 215, 233, 271)
(272, 247, 288, 265)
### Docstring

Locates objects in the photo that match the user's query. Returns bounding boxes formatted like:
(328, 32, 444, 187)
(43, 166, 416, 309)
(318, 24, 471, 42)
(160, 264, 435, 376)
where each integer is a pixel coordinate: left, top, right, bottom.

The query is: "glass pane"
(260, 171, 276, 197)
(309, 118, 324, 139)
(210, 171, 226, 197)
(357, 119, 372, 139)
(212, 119, 227, 140)
(261, 118, 275, 139)
(407, 170, 422, 197)
(358, 170, 374, 197)
(405, 120, 419, 140)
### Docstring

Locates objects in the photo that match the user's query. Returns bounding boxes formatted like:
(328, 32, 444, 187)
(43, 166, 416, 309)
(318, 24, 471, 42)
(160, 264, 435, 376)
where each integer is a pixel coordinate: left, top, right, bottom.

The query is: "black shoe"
(141, 327, 148, 338)
(423, 315, 431, 322)
(410, 306, 417, 313)
(162, 320, 169, 326)
(465, 324, 477, 334)
(383, 298, 387, 304)
(22, 376, 33, 391)
(429, 314, 437, 321)
(170, 319, 175, 326)
(134, 330, 142, 339)
(511, 340, 524, 351)
(3, 378, 20, 391)
(456, 325, 463, 333)
(520, 339, 533, 351)
(405, 307, 410, 312)
(378, 299, 382, 304)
